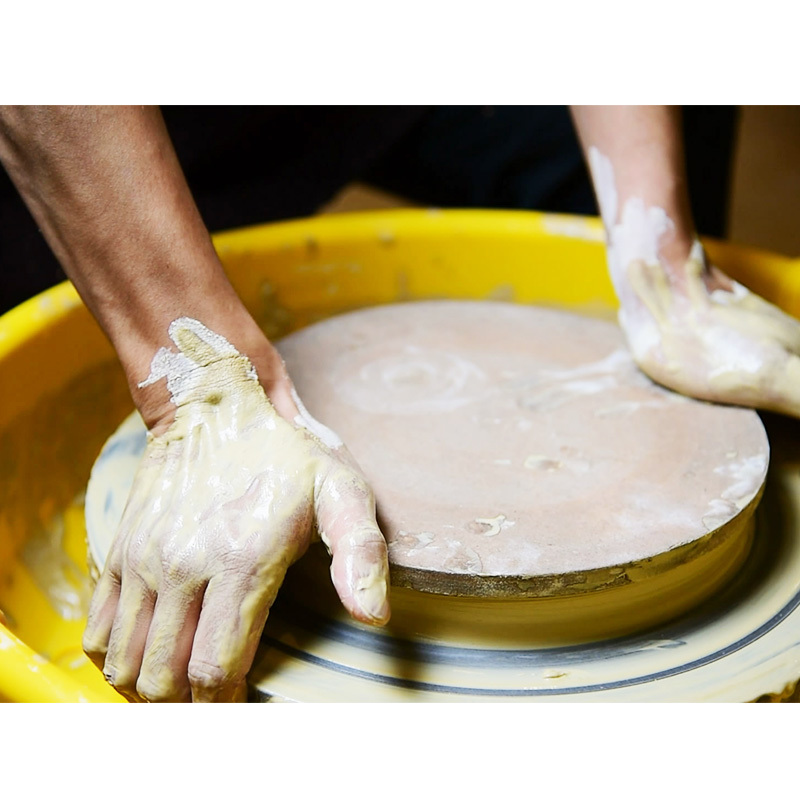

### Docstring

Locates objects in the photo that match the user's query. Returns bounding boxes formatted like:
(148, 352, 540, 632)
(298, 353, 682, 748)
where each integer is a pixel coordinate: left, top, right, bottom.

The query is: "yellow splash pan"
(2, 209, 800, 703)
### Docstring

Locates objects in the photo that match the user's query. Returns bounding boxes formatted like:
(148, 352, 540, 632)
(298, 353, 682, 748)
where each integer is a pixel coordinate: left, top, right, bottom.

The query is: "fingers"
(85, 567, 257, 703)
(135, 586, 205, 702)
(82, 566, 122, 671)
(716, 297, 800, 357)
(100, 575, 156, 697)
(187, 572, 280, 703)
(87, 572, 257, 703)
(316, 470, 391, 626)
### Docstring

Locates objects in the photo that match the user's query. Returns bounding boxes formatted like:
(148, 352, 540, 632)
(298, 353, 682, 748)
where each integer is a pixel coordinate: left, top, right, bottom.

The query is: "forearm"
(570, 106, 696, 276)
(0, 106, 288, 430)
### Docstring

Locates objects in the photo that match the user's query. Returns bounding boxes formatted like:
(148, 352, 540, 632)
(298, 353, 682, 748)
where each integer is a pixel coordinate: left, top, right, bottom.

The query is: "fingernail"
(356, 572, 390, 624)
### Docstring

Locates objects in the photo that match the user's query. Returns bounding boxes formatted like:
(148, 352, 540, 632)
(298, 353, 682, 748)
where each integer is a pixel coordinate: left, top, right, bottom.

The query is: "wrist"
(605, 191, 699, 299)
(123, 299, 295, 434)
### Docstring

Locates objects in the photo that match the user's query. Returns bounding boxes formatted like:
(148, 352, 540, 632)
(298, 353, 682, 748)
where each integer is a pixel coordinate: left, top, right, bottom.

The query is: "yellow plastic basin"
(1, 209, 798, 702)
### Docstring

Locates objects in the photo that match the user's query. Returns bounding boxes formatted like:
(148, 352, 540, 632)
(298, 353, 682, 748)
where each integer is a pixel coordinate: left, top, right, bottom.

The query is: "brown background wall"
(729, 106, 800, 257)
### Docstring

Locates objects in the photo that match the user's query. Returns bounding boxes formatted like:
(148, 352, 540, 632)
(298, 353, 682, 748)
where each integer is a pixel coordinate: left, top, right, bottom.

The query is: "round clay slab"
(278, 301, 769, 586)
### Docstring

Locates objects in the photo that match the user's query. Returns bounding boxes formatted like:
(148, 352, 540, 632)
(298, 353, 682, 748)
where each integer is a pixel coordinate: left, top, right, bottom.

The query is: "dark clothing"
(0, 106, 738, 315)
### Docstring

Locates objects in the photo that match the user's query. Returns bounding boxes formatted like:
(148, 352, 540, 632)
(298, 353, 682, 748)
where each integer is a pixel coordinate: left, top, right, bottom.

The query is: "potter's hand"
(82, 317, 390, 702)
(0, 108, 387, 700)
(616, 241, 800, 418)
(569, 107, 800, 417)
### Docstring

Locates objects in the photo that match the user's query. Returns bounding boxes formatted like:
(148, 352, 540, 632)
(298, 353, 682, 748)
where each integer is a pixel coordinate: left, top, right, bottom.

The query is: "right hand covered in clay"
(83, 317, 391, 702)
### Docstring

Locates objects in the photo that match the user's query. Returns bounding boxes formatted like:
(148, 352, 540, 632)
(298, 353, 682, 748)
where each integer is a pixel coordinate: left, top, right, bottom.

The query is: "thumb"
(316, 468, 391, 625)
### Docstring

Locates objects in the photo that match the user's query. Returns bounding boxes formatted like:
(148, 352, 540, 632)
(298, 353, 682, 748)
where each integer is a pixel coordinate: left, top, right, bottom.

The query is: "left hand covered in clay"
(82, 317, 391, 702)
(570, 112, 800, 419)
(615, 240, 800, 418)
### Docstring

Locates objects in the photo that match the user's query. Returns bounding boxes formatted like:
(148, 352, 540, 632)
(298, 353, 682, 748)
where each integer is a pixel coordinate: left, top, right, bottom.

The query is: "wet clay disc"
(277, 301, 769, 602)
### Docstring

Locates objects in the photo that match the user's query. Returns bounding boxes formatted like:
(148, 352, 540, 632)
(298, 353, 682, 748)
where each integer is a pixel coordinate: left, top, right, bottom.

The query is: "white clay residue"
(715, 454, 769, 509)
(139, 316, 258, 404)
(474, 514, 514, 537)
(441, 540, 483, 573)
(290, 385, 342, 449)
(702, 498, 737, 533)
(587, 146, 673, 362)
(388, 530, 436, 558)
(518, 348, 663, 412)
(523, 455, 563, 471)
(334, 345, 489, 416)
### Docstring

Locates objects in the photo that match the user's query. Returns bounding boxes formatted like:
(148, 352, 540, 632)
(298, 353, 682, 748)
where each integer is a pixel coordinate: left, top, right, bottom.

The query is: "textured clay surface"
(277, 301, 769, 578)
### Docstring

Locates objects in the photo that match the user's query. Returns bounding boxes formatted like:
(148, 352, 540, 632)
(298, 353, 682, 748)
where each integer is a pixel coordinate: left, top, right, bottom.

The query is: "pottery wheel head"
(86, 301, 769, 600)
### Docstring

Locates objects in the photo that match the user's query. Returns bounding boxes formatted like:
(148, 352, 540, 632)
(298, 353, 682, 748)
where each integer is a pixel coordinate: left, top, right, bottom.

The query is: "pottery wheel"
(86, 301, 784, 701)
